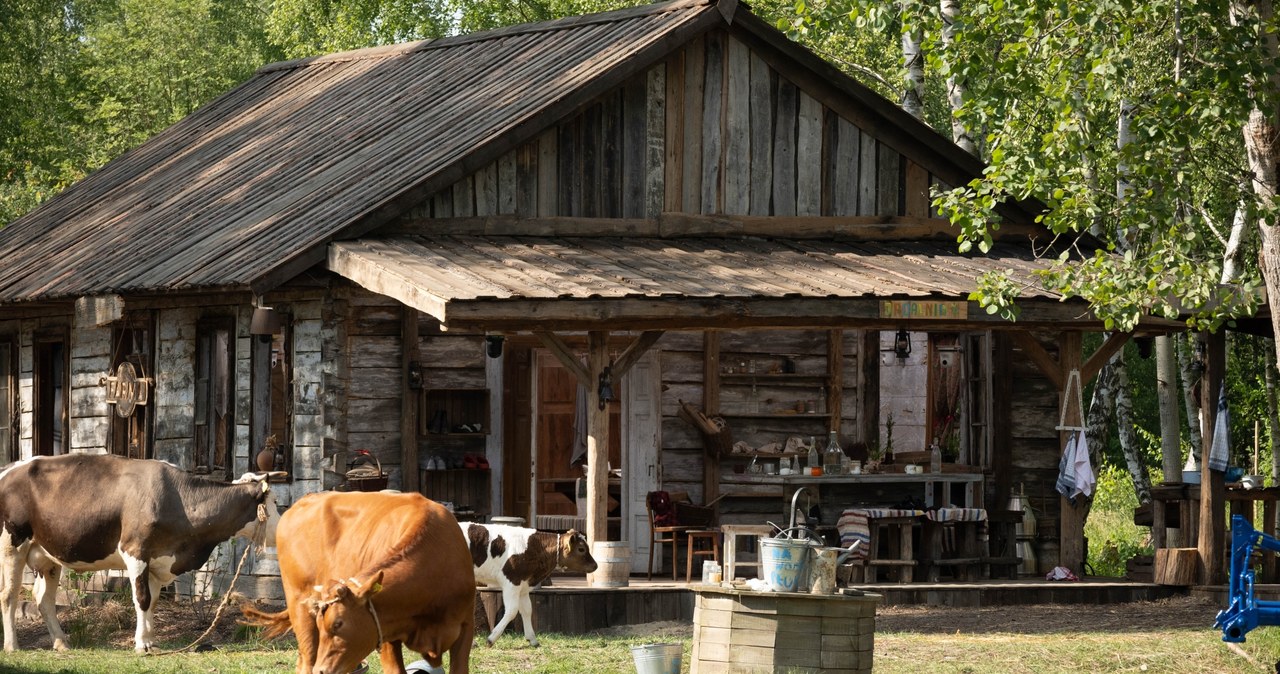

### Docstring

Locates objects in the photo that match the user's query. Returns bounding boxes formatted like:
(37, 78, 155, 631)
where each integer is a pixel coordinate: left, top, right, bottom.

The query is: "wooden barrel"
(590, 541, 631, 587)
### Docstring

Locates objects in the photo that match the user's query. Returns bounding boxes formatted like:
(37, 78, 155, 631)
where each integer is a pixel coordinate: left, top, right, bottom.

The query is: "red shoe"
(476, 456, 490, 470)
(463, 454, 478, 469)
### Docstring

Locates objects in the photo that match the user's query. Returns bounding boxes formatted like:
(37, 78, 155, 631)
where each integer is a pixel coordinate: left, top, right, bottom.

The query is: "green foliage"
(1085, 465, 1152, 577)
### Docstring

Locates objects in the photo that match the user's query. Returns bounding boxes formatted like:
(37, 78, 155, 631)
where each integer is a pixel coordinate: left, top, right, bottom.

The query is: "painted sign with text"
(879, 300, 968, 320)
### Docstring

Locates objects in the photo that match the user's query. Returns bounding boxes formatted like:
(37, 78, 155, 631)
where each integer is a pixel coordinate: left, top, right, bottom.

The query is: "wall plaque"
(879, 300, 968, 320)
(102, 362, 151, 418)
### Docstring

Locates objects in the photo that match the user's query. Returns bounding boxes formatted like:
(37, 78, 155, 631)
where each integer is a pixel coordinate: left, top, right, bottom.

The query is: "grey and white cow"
(460, 522, 596, 646)
(0, 454, 280, 652)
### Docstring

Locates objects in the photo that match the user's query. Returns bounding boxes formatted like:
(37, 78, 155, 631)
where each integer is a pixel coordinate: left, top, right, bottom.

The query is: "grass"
(4, 625, 1280, 674)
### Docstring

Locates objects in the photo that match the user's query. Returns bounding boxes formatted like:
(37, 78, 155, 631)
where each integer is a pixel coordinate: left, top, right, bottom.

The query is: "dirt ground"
(14, 594, 1223, 650)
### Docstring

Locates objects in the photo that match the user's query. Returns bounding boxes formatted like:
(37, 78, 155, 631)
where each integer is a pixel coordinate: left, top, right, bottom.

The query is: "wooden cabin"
(0, 0, 1177, 593)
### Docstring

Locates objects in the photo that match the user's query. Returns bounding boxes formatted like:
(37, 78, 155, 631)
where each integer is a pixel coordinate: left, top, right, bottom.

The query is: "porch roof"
(328, 231, 1117, 331)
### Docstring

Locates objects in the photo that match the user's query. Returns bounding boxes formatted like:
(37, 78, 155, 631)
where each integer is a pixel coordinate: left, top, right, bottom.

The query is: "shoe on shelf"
(463, 454, 478, 469)
(476, 456, 490, 470)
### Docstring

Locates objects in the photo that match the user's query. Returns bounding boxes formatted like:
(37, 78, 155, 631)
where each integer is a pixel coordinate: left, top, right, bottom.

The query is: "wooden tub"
(690, 585, 879, 673)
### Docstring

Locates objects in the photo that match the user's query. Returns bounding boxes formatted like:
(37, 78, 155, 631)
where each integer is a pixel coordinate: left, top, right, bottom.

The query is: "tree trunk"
(1156, 335, 1182, 483)
(1232, 0, 1280, 388)
(1176, 334, 1203, 462)
(900, 0, 925, 120)
(939, 0, 976, 155)
(1113, 352, 1150, 504)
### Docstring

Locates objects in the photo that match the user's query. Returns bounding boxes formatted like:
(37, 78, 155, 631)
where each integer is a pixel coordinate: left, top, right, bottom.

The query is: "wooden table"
(781, 472, 985, 514)
(1150, 482, 1280, 582)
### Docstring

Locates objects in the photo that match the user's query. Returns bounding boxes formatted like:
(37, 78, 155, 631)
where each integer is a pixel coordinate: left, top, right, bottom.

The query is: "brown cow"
(242, 491, 473, 674)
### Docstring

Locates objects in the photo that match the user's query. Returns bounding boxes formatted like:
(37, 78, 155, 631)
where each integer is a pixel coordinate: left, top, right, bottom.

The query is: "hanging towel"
(1209, 382, 1230, 472)
(1055, 430, 1095, 503)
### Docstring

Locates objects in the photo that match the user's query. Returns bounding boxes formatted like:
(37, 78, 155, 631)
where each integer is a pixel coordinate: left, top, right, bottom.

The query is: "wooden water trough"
(690, 585, 879, 673)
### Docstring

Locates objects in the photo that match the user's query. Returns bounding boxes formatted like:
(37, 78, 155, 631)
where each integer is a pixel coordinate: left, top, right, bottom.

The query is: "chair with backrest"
(646, 490, 692, 580)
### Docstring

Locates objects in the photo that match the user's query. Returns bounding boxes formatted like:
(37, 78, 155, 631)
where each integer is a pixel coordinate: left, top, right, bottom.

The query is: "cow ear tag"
(370, 582, 383, 595)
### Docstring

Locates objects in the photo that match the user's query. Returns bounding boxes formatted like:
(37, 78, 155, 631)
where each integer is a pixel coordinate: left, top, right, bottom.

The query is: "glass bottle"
(808, 437, 821, 476)
(930, 437, 942, 474)
(823, 431, 842, 476)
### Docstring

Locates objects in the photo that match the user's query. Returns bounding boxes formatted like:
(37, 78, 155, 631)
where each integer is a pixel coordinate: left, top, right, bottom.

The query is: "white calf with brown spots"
(460, 522, 597, 646)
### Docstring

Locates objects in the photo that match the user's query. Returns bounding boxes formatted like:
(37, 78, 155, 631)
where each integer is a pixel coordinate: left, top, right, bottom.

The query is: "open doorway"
(532, 349, 621, 519)
(33, 330, 68, 457)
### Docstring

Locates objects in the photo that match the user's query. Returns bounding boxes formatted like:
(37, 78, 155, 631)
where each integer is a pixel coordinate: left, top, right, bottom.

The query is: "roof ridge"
(257, 0, 716, 74)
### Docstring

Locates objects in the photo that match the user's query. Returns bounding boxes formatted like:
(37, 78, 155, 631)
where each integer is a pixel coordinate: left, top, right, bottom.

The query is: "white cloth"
(1055, 430, 1095, 502)
(1209, 382, 1230, 472)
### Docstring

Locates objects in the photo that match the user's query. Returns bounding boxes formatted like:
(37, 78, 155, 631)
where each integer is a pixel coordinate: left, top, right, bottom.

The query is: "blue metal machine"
(1216, 514, 1280, 642)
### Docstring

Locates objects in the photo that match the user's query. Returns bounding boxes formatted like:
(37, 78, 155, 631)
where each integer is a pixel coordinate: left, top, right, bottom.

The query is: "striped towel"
(837, 508, 924, 559)
(926, 508, 987, 523)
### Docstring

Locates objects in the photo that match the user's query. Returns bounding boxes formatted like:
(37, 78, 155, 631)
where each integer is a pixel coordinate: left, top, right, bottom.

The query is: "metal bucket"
(760, 532, 814, 592)
(630, 643, 682, 674)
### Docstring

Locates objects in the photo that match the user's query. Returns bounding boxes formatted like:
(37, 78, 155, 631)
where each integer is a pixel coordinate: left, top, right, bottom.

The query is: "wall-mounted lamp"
(1135, 336, 1154, 359)
(893, 329, 912, 362)
(597, 365, 615, 410)
(485, 335, 505, 359)
(249, 299, 282, 336)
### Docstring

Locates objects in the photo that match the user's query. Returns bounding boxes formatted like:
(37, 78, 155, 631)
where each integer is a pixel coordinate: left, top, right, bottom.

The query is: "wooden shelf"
(421, 388, 490, 436)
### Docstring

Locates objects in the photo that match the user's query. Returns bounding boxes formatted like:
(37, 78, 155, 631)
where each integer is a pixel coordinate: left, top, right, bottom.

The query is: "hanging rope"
(1055, 369, 1086, 432)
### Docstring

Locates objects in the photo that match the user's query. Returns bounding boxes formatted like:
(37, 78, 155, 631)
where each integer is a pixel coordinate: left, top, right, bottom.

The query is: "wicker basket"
(344, 452, 389, 492)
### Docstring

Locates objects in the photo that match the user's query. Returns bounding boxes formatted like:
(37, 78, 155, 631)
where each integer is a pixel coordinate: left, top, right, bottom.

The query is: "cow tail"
(238, 604, 294, 639)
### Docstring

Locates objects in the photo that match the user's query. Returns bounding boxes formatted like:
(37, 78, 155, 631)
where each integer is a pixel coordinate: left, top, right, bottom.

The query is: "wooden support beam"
(827, 330, 843, 434)
(704, 331, 721, 506)
(401, 307, 420, 493)
(612, 330, 665, 378)
(1057, 331, 1085, 575)
(1198, 331, 1227, 584)
(586, 331, 612, 549)
(1081, 332, 1132, 383)
(1011, 331, 1062, 390)
(534, 331, 590, 386)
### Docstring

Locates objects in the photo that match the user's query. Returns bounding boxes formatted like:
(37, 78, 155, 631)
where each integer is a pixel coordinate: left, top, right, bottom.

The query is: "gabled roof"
(0, 0, 725, 304)
(0, 0, 1036, 308)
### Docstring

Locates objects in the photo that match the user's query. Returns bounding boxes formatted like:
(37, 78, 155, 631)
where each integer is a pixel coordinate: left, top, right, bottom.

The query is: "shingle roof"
(0, 0, 721, 303)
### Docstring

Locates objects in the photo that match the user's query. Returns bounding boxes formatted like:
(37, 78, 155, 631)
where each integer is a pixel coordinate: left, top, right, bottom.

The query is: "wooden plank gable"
(414, 28, 958, 230)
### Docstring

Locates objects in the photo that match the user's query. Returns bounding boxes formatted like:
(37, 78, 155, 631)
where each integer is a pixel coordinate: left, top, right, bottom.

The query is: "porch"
(493, 576, 1191, 635)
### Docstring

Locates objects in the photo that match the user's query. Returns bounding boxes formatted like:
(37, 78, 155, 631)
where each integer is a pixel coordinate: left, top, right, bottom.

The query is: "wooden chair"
(646, 491, 691, 580)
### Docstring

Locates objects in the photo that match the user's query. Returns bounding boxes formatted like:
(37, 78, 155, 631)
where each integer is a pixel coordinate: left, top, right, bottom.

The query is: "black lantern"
(485, 335, 505, 358)
(597, 366, 615, 410)
(893, 329, 912, 362)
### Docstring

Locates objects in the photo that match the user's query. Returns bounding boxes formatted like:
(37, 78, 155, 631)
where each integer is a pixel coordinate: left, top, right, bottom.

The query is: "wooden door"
(502, 345, 533, 519)
(623, 351, 661, 571)
(529, 350, 620, 523)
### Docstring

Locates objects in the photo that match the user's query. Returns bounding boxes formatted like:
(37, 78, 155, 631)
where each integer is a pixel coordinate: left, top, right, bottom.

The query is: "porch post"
(1197, 330, 1226, 584)
(586, 330, 611, 544)
(1057, 331, 1085, 574)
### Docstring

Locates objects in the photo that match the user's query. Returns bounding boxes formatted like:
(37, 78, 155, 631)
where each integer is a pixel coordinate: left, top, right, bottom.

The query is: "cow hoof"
(52, 639, 69, 652)
(529, 641, 540, 648)
(486, 638, 497, 647)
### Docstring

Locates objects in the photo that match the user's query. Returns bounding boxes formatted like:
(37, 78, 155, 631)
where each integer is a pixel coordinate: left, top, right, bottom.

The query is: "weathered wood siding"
(658, 329, 865, 525)
(154, 307, 199, 465)
(408, 30, 940, 222)
(1006, 332, 1063, 548)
